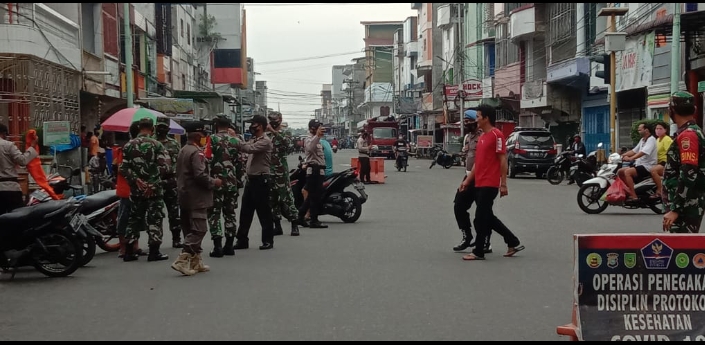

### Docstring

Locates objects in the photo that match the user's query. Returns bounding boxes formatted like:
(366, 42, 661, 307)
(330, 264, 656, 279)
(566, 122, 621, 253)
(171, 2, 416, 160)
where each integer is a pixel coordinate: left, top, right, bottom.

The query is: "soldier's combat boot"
(453, 228, 475, 252)
(273, 219, 284, 236)
(123, 240, 139, 262)
(223, 237, 236, 256)
(210, 237, 224, 258)
(290, 220, 300, 237)
(147, 244, 169, 262)
(190, 253, 210, 273)
(171, 252, 197, 276)
(171, 229, 184, 248)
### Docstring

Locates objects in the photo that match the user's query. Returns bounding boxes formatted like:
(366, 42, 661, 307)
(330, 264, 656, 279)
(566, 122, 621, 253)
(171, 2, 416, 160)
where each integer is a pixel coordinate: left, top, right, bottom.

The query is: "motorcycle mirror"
(578, 154, 584, 158)
(597, 142, 603, 148)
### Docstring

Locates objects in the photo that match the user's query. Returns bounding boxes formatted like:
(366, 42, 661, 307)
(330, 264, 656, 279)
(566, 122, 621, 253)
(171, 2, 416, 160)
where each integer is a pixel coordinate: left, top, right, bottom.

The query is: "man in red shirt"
(459, 104, 524, 261)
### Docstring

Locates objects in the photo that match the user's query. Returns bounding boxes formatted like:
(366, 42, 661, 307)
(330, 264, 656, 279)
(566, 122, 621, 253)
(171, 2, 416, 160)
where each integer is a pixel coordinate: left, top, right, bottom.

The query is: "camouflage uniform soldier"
(663, 91, 705, 234)
(266, 112, 301, 237)
(153, 117, 183, 248)
(119, 117, 170, 262)
(207, 115, 244, 257)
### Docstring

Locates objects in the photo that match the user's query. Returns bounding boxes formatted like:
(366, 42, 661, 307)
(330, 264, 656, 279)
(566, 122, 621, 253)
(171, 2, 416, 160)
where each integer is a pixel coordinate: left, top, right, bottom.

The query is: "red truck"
(363, 117, 399, 159)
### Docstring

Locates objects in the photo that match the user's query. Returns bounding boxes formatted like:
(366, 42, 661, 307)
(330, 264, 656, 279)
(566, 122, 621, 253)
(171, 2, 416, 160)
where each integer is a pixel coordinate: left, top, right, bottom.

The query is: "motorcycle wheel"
(96, 208, 120, 252)
(443, 160, 453, 169)
(577, 184, 609, 214)
(339, 191, 362, 223)
(649, 200, 665, 215)
(80, 235, 97, 267)
(31, 230, 83, 278)
(546, 167, 564, 185)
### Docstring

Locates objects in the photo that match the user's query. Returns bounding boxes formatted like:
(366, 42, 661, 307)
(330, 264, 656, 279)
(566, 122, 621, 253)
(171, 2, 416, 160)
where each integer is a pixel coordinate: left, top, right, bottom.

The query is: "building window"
(496, 24, 506, 68)
(548, 3, 576, 46)
(180, 19, 184, 38)
(504, 3, 527, 16)
(187, 23, 191, 45)
(584, 3, 597, 53)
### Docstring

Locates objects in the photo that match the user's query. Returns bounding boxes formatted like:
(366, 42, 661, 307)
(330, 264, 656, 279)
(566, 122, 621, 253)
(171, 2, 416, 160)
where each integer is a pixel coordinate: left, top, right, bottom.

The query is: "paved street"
(0, 149, 665, 341)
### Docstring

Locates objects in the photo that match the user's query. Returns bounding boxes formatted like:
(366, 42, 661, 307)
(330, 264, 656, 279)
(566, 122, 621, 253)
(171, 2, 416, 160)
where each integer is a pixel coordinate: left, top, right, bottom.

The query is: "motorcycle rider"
(393, 134, 410, 169)
(618, 122, 658, 202)
(662, 91, 705, 234)
(567, 135, 587, 185)
(453, 110, 491, 253)
(0, 123, 38, 215)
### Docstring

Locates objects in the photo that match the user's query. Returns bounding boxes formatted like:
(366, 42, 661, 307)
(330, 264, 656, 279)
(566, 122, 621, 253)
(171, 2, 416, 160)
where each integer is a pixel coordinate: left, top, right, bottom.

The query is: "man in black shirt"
(393, 135, 410, 170)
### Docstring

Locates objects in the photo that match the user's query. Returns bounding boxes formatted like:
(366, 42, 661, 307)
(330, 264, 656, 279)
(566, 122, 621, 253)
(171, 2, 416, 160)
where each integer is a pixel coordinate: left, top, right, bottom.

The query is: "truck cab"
(363, 117, 399, 159)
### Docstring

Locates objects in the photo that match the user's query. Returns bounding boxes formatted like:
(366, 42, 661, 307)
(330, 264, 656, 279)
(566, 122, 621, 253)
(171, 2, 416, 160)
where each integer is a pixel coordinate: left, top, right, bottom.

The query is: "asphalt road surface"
(0, 149, 667, 341)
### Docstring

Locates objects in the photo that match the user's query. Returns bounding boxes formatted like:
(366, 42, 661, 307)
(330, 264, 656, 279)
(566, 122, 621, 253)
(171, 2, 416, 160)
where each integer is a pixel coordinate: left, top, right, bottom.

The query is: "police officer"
(298, 119, 328, 229)
(154, 117, 183, 248)
(662, 91, 705, 233)
(0, 123, 38, 214)
(233, 115, 276, 250)
(207, 115, 243, 257)
(171, 126, 223, 276)
(266, 112, 301, 236)
(119, 118, 170, 262)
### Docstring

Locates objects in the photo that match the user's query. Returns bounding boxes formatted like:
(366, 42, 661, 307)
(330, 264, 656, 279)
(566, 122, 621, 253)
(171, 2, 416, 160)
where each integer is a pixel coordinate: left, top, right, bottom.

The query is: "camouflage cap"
(670, 91, 696, 109)
(155, 117, 170, 127)
(138, 117, 154, 126)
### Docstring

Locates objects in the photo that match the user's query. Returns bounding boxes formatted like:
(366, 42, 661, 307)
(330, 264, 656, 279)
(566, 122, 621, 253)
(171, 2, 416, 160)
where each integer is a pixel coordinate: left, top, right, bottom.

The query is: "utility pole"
(124, 2, 134, 108)
(598, 7, 628, 153)
(457, 3, 465, 141)
(670, 3, 681, 96)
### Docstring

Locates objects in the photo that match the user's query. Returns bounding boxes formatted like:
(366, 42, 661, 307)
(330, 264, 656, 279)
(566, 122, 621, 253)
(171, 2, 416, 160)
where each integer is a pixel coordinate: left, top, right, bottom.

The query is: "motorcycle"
(577, 151, 663, 215)
(290, 156, 368, 223)
(0, 199, 86, 279)
(568, 152, 598, 187)
(546, 151, 575, 185)
(429, 147, 460, 169)
(28, 188, 120, 267)
(332, 144, 338, 153)
(395, 147, 409, 172)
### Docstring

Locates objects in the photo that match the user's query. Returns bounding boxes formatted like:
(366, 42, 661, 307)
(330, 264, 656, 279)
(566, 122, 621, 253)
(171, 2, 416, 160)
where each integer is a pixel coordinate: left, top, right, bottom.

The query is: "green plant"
(630, 119, 661, 146)
(198, 14, 223, 43)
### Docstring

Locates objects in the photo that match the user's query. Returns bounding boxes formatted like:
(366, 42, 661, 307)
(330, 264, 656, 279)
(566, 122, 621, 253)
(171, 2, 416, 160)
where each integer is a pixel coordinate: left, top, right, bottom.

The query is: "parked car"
(505, 127, 558, 179)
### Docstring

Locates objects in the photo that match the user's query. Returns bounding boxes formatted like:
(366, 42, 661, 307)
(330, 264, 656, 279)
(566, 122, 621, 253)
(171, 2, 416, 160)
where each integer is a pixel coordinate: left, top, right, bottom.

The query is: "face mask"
(249, 126, 258, 135)
(465, 123, 477, 132)
(655, 128, 666, 137)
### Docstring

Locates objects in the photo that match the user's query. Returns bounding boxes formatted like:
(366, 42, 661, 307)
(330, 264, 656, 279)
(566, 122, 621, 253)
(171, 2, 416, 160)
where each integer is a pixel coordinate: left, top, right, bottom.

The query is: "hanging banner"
(574, 234, 705, 341)
(616, 32, 655, 92)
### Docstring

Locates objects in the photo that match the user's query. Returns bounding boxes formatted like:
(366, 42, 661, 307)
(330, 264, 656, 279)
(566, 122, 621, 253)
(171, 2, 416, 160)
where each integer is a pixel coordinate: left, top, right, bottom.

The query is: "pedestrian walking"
(266, 112, 301, 237)
(662, 91, 705, 233)
(357, 132, 372, 184)
(234, 115, 276, 250)
(452, 110, 492, 253)
(171, 127, 223, 276)
(207, 115, 243, 257)
(119, 118, 170, 262)
(154, 117, 183, 248)
(297, 119, 328, 229)
(459, 104, 524, 261)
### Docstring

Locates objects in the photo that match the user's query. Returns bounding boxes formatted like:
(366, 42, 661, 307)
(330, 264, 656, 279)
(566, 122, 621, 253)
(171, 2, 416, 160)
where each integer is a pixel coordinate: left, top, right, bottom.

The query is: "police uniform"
(298, 119, 328, 228)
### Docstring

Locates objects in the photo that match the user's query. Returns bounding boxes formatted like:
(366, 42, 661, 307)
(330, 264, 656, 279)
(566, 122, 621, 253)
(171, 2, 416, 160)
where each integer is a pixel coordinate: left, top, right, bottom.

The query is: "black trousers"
(472, 187, 520, 258)
(299, 166, 325, 222)
(236, 176, 275, 244)
(359, 156, 371, 183)
(453, 179, 491, 247)
(0, 190, 24, 215)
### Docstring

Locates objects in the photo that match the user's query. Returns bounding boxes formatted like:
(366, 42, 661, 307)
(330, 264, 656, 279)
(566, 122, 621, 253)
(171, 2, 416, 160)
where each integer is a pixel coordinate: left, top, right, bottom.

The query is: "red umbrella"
(101, 108, 186, 134)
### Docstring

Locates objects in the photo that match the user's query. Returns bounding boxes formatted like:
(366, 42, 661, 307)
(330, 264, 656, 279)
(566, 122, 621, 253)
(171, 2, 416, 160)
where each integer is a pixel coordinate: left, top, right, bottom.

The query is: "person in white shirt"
(618, 122, 658, 202)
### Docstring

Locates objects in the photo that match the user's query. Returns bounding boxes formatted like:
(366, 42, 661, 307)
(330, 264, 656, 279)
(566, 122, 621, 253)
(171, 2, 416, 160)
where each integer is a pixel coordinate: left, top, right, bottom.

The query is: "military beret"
(156, 117, 170, 127)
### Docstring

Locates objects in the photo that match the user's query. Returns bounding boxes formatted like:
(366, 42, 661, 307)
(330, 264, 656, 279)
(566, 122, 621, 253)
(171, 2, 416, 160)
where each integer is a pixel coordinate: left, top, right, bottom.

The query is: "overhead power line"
(257, 51, 364, 65)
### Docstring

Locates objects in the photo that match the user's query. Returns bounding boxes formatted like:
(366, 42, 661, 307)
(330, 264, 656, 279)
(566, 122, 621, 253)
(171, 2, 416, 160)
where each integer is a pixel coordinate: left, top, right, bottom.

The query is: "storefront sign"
(575, 234, 705, 341)
(42, 121, 71, 146)
(443, 79, 483, 99)
(416, 135, 433, 148)
(616, 33, 654, 92)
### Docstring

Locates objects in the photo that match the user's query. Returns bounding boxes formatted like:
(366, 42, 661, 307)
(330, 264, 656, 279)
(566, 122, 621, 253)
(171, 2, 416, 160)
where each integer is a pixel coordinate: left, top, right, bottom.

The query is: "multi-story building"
(320, 84, 333, 124)
(462, 3, 494, 111)
(392, 15, 419, 136)
(331, 65, 346, 134)
(357, 21, 402, 120)
(342, 57, 367, 134)
(413, 3, 444, 144)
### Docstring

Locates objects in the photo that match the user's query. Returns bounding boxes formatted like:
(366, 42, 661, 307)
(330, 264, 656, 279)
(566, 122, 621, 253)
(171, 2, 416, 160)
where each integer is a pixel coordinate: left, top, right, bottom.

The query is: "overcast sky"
(245, 3, 417, 129)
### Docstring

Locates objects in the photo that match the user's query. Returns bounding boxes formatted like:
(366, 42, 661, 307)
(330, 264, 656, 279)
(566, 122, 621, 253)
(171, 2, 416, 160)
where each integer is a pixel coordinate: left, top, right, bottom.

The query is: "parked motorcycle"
(568, 152, 598, 187)
(577, 152, 663, 215)
(0, 199, 85, 279)
(429, 147, 460, 169)
(28, 188, 120, 266)
(395, 147, 409, 172)
(290, 156, 368, 223)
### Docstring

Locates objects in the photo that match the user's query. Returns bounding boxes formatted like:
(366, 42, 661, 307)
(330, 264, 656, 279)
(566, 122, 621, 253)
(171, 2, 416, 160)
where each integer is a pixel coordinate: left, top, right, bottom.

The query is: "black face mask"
(465, 123, 477, 133)
(269, 121, 281, 129)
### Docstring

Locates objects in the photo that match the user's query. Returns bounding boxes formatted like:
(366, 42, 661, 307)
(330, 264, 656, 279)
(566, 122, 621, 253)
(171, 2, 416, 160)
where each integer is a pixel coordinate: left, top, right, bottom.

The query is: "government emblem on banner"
(606, 253, 619, 268)
(640, 239, 673, 269)
(624, 253, 636, 269)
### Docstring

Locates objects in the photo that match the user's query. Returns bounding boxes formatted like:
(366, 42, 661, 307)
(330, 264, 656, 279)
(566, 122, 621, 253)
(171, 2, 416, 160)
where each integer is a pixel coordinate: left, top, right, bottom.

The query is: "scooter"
(568, 151, 598, 187)
(395, 147, 409, 172)
(429, 148, 460, 169)
(577, 149, 663, 215)
(290, 156, 368, 223)
(332, 144, 338, 153)
(0, 199, 86, 279)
